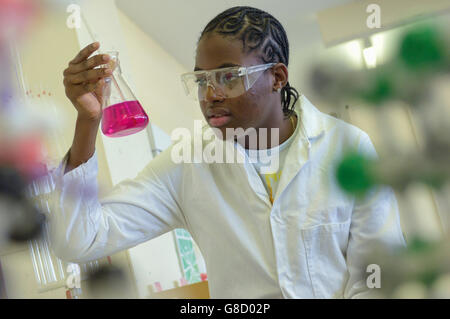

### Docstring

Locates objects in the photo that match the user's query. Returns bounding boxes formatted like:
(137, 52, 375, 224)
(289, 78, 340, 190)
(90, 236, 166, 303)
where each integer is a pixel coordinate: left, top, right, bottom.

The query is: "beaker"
(101, 51, 149, 137)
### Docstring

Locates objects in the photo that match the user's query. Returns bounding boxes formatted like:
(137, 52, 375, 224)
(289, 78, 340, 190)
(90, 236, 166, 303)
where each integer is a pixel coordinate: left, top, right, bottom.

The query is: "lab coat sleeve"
(343, 133, 407, 298)
(47, 146, 186, 263)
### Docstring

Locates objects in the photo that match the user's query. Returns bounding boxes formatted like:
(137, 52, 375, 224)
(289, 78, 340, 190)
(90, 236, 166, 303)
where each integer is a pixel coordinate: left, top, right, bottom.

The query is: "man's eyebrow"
(194, 63, 240, 71)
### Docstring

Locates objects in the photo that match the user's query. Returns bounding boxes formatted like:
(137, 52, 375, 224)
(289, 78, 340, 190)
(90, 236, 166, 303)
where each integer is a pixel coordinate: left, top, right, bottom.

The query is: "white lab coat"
(48, 95, 406, 298)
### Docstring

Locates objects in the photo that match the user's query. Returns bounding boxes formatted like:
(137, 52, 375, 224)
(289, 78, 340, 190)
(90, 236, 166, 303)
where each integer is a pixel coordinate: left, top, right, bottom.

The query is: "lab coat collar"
(236, 95, 327, 207)
(203, 95, 327, 207)
(271, 95, 326, 204)
(296, 94, 325, 141)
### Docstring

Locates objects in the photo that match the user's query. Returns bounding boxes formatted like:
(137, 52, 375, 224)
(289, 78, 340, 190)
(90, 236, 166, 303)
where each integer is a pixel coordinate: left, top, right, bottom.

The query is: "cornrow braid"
(199, 6, 300, 117)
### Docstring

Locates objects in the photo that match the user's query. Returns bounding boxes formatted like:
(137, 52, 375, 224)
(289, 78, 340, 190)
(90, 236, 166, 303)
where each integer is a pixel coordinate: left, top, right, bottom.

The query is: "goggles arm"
(246, 63, 276, 74)
(242, 63, 276, 90)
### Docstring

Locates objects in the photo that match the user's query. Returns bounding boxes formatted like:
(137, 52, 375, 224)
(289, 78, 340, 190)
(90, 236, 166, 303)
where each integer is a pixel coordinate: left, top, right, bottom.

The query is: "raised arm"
(47, 42, 186, 263)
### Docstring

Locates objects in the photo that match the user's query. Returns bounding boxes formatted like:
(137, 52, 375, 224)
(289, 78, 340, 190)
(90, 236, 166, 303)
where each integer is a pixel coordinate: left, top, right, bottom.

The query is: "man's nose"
(204, 83, 224, 102)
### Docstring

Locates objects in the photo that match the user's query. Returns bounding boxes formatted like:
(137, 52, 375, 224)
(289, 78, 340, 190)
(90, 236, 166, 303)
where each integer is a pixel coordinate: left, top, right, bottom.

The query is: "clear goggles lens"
(181, 63, 275, 101)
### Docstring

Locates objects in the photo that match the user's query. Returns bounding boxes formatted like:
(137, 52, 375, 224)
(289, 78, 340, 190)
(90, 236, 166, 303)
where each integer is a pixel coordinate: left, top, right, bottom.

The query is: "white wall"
(116, 8, 205, 136)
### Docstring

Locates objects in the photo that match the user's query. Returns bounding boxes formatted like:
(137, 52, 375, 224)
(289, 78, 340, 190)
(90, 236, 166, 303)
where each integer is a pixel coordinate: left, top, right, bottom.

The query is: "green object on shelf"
(406, 237, 440, 287)
(358, 73, 394, 105)
(336, 152, 375, 195)
(418, 269, 440, 288)
(419, 173, 447, 189)
(407, 237, 434, 254)
(399, 26, 445, 70)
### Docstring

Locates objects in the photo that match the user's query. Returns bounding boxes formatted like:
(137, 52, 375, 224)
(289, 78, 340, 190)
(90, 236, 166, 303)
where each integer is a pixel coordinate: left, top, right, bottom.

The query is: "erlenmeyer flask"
(101, 51, 149, 137)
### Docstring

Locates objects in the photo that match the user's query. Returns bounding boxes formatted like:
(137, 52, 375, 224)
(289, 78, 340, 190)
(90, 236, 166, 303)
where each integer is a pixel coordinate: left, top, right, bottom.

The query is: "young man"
(52, 6, 405, 298)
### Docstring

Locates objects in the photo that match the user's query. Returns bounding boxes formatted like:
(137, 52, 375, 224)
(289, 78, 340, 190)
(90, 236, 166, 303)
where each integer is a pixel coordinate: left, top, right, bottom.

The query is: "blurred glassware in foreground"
(85, 264, 131, 299)
(310, 21, 450, 298)
(309, 23, 450, 206)
(364, 238, 450, 298)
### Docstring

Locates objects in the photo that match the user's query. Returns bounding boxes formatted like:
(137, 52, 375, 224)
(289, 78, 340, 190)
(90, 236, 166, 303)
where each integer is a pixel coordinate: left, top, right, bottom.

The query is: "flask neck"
(110, 58, 122, 75)
(105, 51, 121, 75)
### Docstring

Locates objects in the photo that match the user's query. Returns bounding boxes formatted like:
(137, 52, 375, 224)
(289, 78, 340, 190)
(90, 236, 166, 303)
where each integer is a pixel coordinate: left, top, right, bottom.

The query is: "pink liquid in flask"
(101, 100, 149, 137)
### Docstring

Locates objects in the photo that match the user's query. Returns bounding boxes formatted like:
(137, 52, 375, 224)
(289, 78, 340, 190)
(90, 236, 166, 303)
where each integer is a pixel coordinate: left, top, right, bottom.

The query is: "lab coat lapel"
(273, 95, 326, 204)
(202, 95, 326, 209)
(201, 126, 273, 208)
(234, 141, 273, 208)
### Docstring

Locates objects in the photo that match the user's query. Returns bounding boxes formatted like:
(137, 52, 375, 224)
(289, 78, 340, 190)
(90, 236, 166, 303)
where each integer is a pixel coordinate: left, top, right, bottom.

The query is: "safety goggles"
(181, 63, 276, 101)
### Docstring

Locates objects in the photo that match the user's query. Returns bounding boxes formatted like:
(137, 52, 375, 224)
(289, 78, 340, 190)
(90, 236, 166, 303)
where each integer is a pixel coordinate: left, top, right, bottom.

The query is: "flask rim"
(105, 50, 119, 58)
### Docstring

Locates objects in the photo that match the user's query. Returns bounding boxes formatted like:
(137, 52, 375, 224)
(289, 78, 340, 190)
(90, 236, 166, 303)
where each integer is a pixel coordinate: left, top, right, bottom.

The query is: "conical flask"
(101, 51, 149, 137)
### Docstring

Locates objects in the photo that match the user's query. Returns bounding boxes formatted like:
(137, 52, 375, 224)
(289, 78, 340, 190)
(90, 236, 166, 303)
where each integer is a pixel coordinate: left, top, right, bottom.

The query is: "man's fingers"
(66, 53, 110, 74)
(69, 42, 100, 65)
(93, 78, 106, 98)
(82, 81, 98, 93)
(67, 78, 105, 97)
(66, 68, 112, 84)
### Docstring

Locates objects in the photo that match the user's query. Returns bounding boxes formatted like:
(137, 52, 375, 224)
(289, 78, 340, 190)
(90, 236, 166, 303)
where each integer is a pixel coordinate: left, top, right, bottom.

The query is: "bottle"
(101, 51, 149, 137)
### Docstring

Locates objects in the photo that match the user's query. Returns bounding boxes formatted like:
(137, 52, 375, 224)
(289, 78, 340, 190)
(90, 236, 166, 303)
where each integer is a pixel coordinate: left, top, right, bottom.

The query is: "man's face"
(195, 33, 278, 139)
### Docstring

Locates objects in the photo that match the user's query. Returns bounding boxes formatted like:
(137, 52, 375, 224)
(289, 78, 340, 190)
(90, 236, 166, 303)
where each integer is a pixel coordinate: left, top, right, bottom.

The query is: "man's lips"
(206, 107, 231, 117)
(206, 108, 232, 127)
(208, 114, 232, 127)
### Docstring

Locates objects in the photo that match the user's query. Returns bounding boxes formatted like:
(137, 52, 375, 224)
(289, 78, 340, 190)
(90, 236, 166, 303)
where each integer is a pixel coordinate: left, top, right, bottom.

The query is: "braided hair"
(198, 6, 299, 117)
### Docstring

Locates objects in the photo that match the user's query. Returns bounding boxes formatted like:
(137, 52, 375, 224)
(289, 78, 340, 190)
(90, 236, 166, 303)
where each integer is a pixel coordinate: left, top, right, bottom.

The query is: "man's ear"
(272, 63, 288, 91)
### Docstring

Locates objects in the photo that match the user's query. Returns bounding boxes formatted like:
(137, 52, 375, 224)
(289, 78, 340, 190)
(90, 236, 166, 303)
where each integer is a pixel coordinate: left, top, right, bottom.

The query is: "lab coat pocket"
(301, 220, 351, 298)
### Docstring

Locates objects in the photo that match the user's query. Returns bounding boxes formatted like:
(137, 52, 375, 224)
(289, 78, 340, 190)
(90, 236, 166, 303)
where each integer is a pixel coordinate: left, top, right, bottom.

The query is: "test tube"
(42, 236, 57, 282)
(32, 239, 47, 286)
(29, 241, 41, 286)
(57, 258, 65, 282)
(37, 235, 52, 283)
